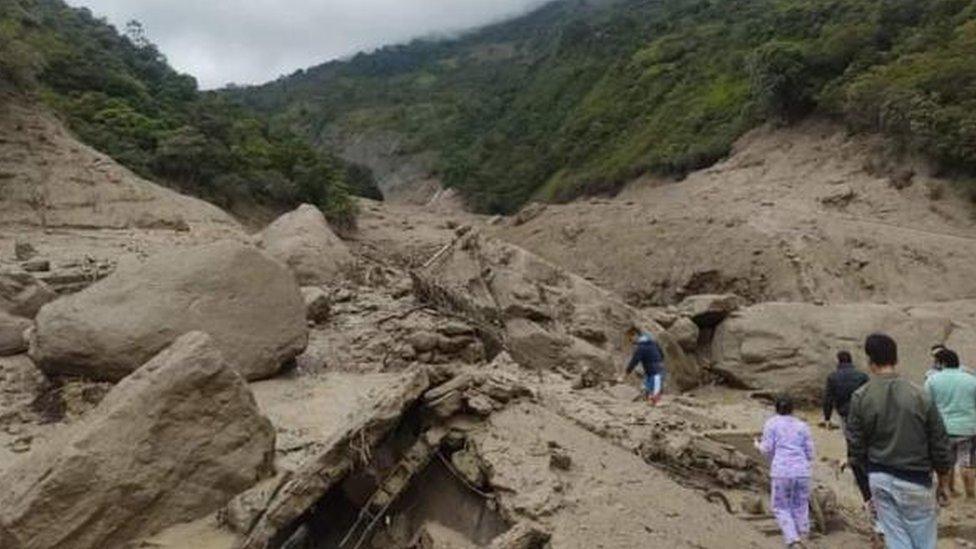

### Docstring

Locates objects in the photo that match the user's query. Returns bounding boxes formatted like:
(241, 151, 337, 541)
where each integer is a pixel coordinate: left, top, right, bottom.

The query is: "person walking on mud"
(847, 334, 953, 549)
(823, 351, 870, 435)
(619, 327, 665, 405)
(925, 348, 976, 500)
(822, 351, 877, 532)
(755, 394, 814, 549)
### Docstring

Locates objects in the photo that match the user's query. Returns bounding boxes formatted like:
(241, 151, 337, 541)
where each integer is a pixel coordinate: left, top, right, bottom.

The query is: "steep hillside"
(492, 121, 976, 306)
(0, 0, 379, 227)
(0, 94, 240, 235)
(232, 0, 976, 213)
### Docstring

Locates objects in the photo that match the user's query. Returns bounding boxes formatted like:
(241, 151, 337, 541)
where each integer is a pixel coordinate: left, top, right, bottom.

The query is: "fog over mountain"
(66, 0, 551, 88)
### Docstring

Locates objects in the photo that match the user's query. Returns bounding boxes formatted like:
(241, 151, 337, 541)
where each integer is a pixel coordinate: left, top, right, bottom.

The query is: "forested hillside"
(232, 0, 976, 213)
(0, 0, 380, 227)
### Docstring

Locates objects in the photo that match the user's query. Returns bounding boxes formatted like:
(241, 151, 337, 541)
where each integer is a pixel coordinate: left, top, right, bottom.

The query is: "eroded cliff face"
(322, 128, 441, 204)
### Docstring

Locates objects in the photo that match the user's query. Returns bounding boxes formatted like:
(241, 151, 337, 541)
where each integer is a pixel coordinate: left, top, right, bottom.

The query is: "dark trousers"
(840, 415, 872, 501)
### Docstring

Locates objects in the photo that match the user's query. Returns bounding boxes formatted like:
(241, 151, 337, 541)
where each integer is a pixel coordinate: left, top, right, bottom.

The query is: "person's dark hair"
(864, 333, 898, 367)
(837, 351, 852, 364)
(931, 344, 947, 357)
(774, 394, 794, 415)
(936, 349, 960, 369)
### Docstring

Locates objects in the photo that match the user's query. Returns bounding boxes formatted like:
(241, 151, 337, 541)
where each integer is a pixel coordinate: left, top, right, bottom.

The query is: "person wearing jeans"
(847, 334, 953, 549)
(757, 394, 814, 548)
(868, 472, 939, 547)
(619, 329, 666, 405)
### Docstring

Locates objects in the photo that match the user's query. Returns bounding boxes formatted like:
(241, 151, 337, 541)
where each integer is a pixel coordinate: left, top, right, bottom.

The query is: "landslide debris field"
(3, 98, 976, 549)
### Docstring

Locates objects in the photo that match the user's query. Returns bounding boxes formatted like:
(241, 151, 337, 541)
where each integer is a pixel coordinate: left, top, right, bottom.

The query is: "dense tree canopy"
(232, 0, 976, 213)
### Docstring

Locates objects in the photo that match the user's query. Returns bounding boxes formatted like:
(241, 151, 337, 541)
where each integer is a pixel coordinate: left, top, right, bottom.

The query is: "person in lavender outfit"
(755, 394, 815, 548)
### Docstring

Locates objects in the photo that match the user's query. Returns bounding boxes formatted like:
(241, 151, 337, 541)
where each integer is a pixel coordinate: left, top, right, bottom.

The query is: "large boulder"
(711, 302, 970, 398)
(0, 311, 31, 356)
(413, 233, 702, 390)
(258, 204, 354, 285)
(30, 240, 307, 381)
(0, 332, 275, 549)
(0, 270, 57, 318)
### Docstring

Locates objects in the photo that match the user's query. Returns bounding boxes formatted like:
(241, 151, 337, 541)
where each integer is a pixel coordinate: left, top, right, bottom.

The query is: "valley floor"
(3, 113, 976, 548)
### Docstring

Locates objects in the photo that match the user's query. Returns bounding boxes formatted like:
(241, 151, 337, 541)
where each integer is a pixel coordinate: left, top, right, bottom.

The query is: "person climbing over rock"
(618, 327, 665, 405)
(822, 350, 881, 544)
(925, 348, 976, 500)
(847, 334, 953, 549)
(755, 393, 814, 549)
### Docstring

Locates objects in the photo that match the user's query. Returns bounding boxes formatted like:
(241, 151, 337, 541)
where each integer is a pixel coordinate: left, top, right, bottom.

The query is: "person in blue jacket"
(619, 328, 666, 405)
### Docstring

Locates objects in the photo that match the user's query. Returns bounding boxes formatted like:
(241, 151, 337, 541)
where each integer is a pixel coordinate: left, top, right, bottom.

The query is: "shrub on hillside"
(748, 41, 816, 122)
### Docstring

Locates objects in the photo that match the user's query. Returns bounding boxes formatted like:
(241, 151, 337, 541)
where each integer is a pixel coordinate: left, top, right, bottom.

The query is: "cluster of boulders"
(412, 232, 703, 391)
(8, 196, 957, 547)
(12, 241, 116, 295)
(398, 322, 487, 367)
(646, 293, 745, 372)
(0, 204, 369, 548)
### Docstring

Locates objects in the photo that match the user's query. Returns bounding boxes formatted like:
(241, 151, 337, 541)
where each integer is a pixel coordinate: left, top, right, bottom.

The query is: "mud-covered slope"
(0, 96, 242, 235)
(494, 121, 976, 306)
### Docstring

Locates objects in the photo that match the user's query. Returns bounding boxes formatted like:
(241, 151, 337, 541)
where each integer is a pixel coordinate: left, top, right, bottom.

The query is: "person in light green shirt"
(925, 348, 976, 499)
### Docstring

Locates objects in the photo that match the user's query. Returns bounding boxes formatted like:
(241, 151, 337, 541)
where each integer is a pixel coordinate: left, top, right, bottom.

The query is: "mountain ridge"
(229, 0, 976, 214)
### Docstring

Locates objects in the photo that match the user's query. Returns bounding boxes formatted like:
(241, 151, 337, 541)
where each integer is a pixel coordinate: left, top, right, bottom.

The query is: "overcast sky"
(65, 0, 551, 89)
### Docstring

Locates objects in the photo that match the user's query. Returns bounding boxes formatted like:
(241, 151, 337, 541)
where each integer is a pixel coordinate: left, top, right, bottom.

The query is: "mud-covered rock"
(0, 311, 31, 356)
(14, 240, 37, 261)
(30, 240, 308, 381)
(301, 286, 331, 324)
(712, 302, 967, 397)
(414, 233, 702, 390)
(0, 270, 57, 319)
(0, 332, 275, 549)
(258, 204, 353, 285)
(667, 317, 700, 352)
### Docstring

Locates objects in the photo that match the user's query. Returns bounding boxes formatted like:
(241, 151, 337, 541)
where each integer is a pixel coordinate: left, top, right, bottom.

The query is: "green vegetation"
(232, 0, 976, 213)
(0, 0, 380, 227)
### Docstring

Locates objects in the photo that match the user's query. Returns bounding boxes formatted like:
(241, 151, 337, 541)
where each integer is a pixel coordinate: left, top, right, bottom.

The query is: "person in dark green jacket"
(847, 333, 952, 549)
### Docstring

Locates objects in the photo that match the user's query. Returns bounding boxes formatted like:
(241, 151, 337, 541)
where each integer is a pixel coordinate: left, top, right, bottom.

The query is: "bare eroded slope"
(494, 121, 976, 307)
(0, 95, 241, 236)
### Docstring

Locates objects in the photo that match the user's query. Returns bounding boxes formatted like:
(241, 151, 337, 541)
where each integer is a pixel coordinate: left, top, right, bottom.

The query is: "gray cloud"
(65, 0, 551, 89)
